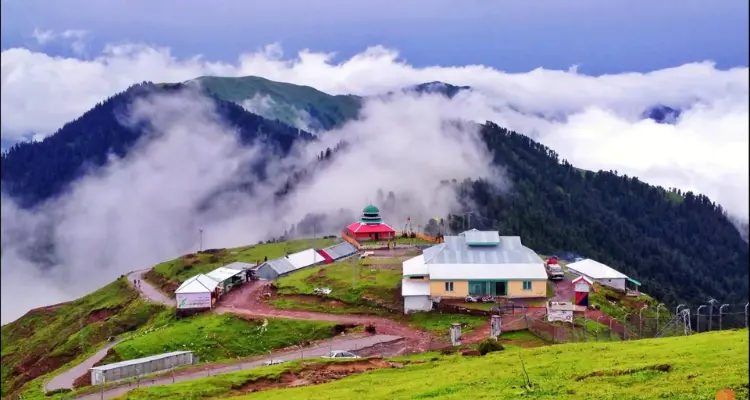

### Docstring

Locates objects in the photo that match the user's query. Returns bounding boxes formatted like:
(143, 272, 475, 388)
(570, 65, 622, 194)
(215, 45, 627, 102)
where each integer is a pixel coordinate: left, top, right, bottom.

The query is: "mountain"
(0, 82, 315, 209)
(642, 105, 682, 124)
(404, 81, 471, 98)
(446, 121, 748, 306)
(186, 75, 362, 131)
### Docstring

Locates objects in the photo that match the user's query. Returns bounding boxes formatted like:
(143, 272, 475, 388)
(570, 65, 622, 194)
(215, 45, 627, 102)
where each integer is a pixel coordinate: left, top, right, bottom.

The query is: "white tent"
(175, 274, 218, 310)
(287, 248, 324, 270)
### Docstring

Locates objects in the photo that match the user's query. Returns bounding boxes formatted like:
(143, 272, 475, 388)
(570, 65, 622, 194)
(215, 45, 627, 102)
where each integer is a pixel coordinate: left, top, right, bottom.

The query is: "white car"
(321, 350, 360, 359)
(263, 359, 287, 366)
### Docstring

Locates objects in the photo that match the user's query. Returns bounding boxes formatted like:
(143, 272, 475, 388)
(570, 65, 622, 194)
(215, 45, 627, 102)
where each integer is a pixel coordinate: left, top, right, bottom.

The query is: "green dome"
(363, 205, 380, 214)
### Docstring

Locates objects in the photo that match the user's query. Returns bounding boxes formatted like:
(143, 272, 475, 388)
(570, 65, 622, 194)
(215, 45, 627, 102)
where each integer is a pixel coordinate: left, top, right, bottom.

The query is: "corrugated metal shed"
(402, 255, 428, 276)
(287, 248, 324, 269)
(223, 262, 255, 271)
(322, 242, 357, 260)
(401, 278, 431, 296)
(567, 259, 628, 280)
(206, 267, 242, 282)
(90, 351, 193, 372)
(175, 274, 219, 294)
(262, 257, 297, 276)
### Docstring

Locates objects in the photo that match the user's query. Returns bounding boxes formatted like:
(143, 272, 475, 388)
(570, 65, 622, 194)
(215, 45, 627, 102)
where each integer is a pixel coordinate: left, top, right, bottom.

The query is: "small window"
(445, 281, 454, 292)
(522, 281, 532, 291)
(410, 276, 425, 280)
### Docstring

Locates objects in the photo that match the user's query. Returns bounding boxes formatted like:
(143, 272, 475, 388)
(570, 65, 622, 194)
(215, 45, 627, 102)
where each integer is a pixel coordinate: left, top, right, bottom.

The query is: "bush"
(478, 338, 505, 355)
(365, 324, 377, 334)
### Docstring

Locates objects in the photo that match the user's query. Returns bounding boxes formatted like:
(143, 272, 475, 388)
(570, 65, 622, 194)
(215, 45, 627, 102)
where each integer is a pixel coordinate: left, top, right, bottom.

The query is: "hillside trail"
(44, 339, 124, 392)
(127, 269, 174, 307)
(73, 334, 402, 400)
(217, 280, 449, 353)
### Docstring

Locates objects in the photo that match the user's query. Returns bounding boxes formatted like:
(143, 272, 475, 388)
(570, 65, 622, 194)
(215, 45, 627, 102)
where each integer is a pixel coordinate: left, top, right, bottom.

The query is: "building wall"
(94, 352, 193, 384)
(429, 280, 469, 297)
(255, 264, 279, 280)
(595, 277, 626, 291)
(352, 231, 395, 240)
(404, 295, 433, 313)
(507, 280, 546, 298)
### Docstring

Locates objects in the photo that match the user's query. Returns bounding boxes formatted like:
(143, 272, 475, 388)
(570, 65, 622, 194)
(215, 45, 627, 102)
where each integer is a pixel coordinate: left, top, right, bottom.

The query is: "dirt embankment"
(231, 358, 401, 395)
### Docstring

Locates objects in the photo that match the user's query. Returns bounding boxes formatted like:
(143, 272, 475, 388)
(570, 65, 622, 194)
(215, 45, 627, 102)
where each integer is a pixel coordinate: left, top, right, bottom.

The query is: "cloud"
(28, 27, 89, 55)
(0, 86, 499, 323)
(1, 42, 748, 321)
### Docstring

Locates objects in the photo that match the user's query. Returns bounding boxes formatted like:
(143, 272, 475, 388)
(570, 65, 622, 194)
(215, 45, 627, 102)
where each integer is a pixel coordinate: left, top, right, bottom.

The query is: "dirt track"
(217, 281, 448, 354)
(127, 269, 174, 307)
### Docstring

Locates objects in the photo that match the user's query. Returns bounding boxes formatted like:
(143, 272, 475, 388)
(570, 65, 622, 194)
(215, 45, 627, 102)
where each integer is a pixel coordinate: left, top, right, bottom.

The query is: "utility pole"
(707, 298, 718, 331)
(352, 254, 357, 288)
(464, 212, 474, 231)
(696, 305, 706, 332)
(719, 304, 729, 330)
(199, 229, 203, 252)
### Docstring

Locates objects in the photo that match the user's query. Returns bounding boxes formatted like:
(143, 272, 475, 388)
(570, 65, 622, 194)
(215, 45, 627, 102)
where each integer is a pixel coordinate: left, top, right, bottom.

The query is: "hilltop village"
(6, 205, 744, 400)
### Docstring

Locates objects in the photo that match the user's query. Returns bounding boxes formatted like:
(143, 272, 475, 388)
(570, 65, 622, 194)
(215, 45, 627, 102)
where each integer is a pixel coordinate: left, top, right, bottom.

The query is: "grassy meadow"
(110, 329, 748, 400)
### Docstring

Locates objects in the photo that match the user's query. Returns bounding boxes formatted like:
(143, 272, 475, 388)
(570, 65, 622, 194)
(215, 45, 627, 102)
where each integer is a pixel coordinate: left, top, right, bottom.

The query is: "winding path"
(45, 339, 124, 392)
(127, 269, 174, 307)
(217, 281, 447, 353)
(74, 334, 401, 400)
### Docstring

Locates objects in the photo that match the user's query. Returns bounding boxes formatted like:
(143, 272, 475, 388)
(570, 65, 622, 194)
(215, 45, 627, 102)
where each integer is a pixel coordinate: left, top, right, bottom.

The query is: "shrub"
(478, 338, 505, 355)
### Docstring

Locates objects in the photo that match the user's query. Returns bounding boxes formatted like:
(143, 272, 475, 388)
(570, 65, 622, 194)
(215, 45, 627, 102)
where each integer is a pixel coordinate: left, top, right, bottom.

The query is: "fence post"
(656, 303, 664, 333)
(596, 316, 604, 341)
(746, 303, 749, 328)
(639, 306, 646, 339)
(719, 304, 729, 330)
(609, 318, 616, 340)
(675, 304, 685, 336)
(623, 313, 630, 340)
(696, 305, 706, 333)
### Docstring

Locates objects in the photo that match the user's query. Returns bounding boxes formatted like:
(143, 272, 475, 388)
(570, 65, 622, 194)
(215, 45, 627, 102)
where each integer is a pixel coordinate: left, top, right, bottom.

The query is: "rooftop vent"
(464, 230, 500, 246)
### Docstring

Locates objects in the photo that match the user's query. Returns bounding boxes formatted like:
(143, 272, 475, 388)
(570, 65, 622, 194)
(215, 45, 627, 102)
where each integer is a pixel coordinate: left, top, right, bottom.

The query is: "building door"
(374, 233, 380, 240)
(494, 281, 507, 296)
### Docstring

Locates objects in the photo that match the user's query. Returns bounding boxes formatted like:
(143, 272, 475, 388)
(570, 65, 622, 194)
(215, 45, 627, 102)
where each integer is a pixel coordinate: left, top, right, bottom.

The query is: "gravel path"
(45, 339, 123, 392)
(127, 269, 174, 307)
(74, 334, 401, 400)
(218, 281, 446, 353)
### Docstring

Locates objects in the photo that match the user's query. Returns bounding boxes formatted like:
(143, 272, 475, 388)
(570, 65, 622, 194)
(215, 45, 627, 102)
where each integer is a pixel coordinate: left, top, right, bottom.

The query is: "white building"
(174, 274, 219, 310)
(565, 258, 641, 292)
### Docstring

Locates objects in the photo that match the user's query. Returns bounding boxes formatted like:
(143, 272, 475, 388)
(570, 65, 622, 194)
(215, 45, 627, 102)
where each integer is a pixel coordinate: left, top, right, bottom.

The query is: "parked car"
(263, 359, 287, 366)
(321, 350, 360, 359)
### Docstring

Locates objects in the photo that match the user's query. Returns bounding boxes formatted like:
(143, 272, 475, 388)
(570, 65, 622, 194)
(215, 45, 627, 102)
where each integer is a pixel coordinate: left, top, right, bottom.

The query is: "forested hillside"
(447, 121, 748, 306)
(0, 82, 314, 208)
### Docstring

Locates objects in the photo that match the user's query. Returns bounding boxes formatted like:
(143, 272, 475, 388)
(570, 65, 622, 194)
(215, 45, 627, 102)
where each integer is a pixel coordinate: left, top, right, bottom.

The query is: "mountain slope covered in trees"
(446, 122, 748, 306)
(0, 82, 315, 208)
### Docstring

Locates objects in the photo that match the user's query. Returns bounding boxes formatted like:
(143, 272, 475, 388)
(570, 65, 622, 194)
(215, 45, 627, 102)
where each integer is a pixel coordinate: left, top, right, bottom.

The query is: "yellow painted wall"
(429, 280, 468, 297)
(507, 280, 546, 298)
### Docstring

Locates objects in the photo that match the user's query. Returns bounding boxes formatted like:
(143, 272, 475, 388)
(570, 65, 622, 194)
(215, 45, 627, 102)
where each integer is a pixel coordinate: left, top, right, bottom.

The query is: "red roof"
(572, 276, 594, 286)
(346, 222, 395, 234)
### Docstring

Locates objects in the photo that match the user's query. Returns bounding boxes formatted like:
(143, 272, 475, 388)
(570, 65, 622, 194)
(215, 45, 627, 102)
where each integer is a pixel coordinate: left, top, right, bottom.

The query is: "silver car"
(263, 359, 287, 366)
(321, 350, 360, 359)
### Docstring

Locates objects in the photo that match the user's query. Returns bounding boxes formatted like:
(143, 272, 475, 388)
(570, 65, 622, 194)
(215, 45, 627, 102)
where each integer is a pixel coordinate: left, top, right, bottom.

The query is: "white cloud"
(0, 42, 747, 321)
(28, 27, 89, 55)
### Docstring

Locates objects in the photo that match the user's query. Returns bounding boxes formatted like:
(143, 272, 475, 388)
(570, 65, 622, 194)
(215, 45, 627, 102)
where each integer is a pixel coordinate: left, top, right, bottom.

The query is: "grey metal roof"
(90, 351, 193, 371)
(263, 257, 297, 275)
(223, 262, 255, 271)
(423, 235, 542, 265)
(462, 230, 500, 245)
(322, 242, 357, 260)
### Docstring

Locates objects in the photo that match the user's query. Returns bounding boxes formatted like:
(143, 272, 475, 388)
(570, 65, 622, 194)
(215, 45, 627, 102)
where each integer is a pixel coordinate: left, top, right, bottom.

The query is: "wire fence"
(522, 303, 748, 344)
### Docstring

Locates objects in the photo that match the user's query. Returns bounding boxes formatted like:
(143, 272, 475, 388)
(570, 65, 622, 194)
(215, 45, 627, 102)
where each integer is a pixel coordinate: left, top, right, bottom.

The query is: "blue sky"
(2, 0, 748, 75)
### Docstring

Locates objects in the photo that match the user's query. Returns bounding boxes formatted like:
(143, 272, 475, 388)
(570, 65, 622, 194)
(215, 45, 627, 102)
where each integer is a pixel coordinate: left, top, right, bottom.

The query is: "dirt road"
(218, 281, 447, 353)
(127, 269, 174, 307)
(74, 334, 401, 400)
(45, 339, 123, 392)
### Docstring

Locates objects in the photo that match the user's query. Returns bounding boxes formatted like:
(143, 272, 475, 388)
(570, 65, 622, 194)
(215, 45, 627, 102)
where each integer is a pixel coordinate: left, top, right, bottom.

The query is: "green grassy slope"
(145, 238, 339, 295)
(189, 76, 362, 131)
(113, 329, 749, 400)
(1, 278, 166, 397)
(104, 314, 339, 364)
